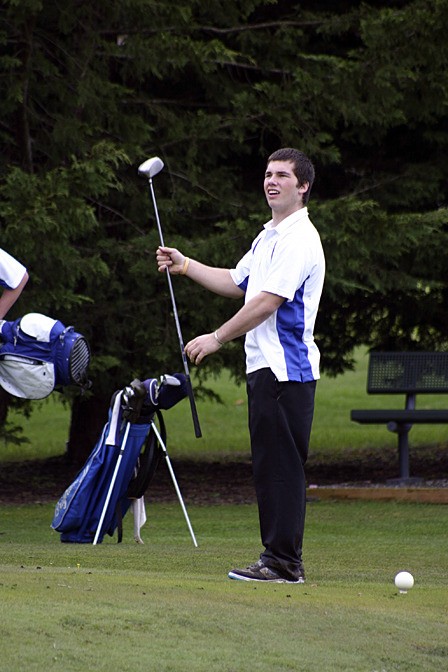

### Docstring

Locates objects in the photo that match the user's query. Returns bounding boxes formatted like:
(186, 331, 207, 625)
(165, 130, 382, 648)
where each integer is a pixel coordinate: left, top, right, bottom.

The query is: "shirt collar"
(264, 207, 309, 234)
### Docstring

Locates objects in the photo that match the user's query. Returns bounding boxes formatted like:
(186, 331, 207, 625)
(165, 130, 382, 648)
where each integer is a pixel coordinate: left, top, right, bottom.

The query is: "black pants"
(247, 368, 316, 580)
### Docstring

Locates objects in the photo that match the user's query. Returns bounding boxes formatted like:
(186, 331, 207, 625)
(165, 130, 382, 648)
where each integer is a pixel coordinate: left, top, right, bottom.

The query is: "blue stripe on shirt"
(238, 276, 249, 293)
(276, 284, 313, 381)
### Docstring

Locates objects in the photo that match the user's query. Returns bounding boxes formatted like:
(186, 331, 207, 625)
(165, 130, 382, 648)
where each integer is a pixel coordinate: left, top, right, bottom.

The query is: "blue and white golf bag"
(51, 374, 188, 544)
(0, 312, 91, 399)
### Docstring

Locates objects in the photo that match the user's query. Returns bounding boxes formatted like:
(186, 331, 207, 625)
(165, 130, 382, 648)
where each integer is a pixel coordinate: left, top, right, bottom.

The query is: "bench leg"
(397, 429, 410, 480)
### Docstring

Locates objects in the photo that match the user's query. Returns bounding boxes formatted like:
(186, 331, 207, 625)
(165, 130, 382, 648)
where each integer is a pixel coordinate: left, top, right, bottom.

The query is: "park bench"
(350, 351, 448, 482)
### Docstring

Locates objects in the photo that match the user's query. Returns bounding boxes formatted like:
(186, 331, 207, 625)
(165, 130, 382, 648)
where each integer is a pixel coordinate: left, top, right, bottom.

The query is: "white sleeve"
(229, 248, 252, 289)
(0, 248, 27, 290)
(229, 230, 266, 289)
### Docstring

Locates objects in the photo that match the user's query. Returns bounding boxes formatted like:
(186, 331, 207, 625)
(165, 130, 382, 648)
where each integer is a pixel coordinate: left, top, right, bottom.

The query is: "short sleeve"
(0, 248, 27, 290)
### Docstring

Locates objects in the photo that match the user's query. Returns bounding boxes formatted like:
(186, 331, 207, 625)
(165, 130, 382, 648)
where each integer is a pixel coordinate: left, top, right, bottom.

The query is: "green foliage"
(0, 143, 129, 315)
(316, 199, 448, 372)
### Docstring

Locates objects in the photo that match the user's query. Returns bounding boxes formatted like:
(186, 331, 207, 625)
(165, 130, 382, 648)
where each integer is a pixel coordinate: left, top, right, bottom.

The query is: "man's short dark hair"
(267, 148, 315, 204)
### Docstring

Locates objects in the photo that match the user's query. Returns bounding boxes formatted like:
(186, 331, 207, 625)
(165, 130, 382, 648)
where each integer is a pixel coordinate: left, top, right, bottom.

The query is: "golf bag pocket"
(0, 356, 55, 399)
(0, 312, 91, 399)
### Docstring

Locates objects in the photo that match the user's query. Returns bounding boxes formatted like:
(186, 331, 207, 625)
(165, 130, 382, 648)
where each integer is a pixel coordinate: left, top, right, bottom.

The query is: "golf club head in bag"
(121, 373, 188, 423)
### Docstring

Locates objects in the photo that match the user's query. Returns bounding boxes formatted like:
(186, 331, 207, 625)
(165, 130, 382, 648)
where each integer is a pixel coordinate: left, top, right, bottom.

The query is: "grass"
(1, 500, 447, 671)
(3, 348, 448, 464)
(1, 352, 448, 670)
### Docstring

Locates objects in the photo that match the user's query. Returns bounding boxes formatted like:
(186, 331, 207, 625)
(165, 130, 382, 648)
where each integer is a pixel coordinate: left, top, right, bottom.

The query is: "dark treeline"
(1, 0, 447, 459)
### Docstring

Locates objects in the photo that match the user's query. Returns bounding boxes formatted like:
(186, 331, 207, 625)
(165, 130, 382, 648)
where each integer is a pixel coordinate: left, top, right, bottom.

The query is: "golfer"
(0, 248, 29, 320)
(156, 148, 325, 583)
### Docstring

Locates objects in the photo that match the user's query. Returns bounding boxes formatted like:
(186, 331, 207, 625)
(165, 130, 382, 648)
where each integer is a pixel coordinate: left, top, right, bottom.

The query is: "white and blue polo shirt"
(0, 248, 27, 290)
(230, 208, 325, 382)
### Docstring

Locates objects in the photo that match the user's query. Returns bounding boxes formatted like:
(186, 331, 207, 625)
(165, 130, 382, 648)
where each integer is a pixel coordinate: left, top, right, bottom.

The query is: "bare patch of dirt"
(0, 448, 447, 506)
(0, 456, 257, 505)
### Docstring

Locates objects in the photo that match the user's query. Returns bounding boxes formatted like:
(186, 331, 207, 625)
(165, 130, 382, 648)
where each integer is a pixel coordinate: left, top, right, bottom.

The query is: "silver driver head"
(138, 156, 164, 178)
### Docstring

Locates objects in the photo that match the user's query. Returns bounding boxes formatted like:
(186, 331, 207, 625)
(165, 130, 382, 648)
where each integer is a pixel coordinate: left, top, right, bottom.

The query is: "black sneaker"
(228, 559, 304, 584)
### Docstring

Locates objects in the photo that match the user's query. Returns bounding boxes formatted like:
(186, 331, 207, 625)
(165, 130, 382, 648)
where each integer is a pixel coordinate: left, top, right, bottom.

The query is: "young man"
(0, 248, 29, 320)
(156, 148, 325, 583)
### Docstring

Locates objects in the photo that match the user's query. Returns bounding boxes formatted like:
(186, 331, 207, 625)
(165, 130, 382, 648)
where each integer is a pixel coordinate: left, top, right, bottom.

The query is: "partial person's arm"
(0, 271, 29, 320)
(185, 291, 285, 365)
(156, 246, 244, 299)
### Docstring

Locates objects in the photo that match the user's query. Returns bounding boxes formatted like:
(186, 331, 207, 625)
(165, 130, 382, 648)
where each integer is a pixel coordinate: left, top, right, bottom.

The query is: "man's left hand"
(185, 333, 221, 365)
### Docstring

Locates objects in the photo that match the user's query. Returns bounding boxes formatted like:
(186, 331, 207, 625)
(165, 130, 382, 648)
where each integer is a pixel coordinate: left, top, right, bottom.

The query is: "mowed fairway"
(1, 499, 447, 672)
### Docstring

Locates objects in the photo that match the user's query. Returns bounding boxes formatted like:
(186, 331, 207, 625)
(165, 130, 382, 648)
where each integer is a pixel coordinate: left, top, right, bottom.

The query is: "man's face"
(264, 160, 308, 215)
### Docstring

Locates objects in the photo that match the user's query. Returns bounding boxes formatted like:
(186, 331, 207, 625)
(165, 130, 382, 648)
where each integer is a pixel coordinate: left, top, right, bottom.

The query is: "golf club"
(138, 156, 202, 438)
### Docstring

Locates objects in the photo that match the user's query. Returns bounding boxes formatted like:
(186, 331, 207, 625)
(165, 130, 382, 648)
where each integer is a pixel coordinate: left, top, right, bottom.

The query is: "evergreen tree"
(1, 0, 447, 460)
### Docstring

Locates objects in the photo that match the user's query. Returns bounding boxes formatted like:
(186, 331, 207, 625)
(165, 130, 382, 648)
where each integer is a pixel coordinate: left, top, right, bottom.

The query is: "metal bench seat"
(351, 409, 448, 424)
(351, 351, 448, 481)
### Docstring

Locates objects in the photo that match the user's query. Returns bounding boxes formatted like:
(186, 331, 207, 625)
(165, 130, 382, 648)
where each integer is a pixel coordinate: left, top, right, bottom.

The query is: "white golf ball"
(394, 571, 414, 592)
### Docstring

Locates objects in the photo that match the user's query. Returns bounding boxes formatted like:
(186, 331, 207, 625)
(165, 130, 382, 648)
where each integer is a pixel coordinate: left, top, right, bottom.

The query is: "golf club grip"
(186, 375, 202, 438)
(165, 274, 202, 438)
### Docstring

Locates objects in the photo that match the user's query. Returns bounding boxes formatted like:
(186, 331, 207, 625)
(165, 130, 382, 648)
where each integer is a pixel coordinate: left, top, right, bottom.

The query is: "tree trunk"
(67, 393, 112, 466)
(0, 388, 9, 428)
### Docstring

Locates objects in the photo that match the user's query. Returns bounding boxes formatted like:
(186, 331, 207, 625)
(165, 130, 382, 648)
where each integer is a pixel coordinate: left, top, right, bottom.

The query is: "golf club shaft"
(149, 179, 202, 438)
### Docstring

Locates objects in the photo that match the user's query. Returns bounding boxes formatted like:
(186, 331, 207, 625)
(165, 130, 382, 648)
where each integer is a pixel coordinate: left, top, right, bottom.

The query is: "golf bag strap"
(155, 408, 166, 444)
(114, 409, 166, 543)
